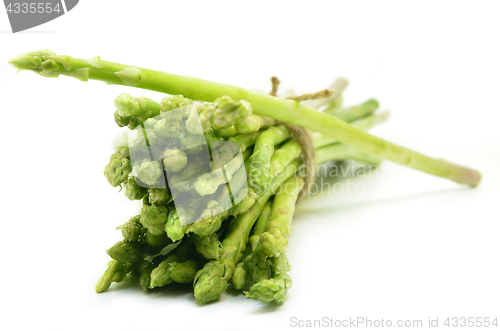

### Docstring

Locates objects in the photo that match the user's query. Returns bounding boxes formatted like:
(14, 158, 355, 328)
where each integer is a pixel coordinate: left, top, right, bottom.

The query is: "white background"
(1, 1, 499, 330)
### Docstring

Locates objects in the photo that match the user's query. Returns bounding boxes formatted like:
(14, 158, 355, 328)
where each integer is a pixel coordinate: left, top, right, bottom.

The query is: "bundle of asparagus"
(9, 50, 481, 305)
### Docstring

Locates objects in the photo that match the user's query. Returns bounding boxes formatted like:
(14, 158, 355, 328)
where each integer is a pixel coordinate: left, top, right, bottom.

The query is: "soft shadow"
(251, 302, 283, 314)
(226, 284, 244, 297)
(110, 275, 142, 292)
(108, 275, 195, 301)
(145, 283, 194, 300)
(297, 185, 474, 216)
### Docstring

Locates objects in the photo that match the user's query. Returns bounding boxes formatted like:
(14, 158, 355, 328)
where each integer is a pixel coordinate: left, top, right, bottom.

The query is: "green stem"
(316, 143, 382, 165)
(10, 50, 481, 186)
(324, 99, 378, 120)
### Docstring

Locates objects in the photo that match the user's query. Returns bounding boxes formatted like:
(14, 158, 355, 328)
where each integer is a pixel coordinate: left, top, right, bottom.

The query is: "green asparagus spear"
(248, 125, 291, 194)
(193, 233, 223, 260)
(245, 253, 292, 304)
(95, 260, 134, 293)
(312, 111, 390, 148)
(161, 95, 193, 112)
(104, 146, 131, 187)
(124, 177, 148, 200)
(10, 50, 480, 185)
(106, 240, 143, 265)
(193, 197, 268, 304)
(169, 260, 198, 284)
(114, 93, 161, 129)
(164, 207, 190, 242)
(121, 215, 146, 242)
(227, 131, 262, 153)
(138, 260, 155, 290)
(133, 159, 163, 187)
(149, 255, 177, 288)
(316, 143, 383, 165)
(193, 160, 300, 304)
(162, 148, 188, 173)
(150, 241, 198, 287)
(140, 204, 169, 236)
(324, 99, 378, 119)
(232, 200, 273, 290)
(194, 149, 245, 196)
(147, 188, 170, 206)
(269, 139, 302, 182)
(249, 200, 273, 251)
(188, 155, 300, 238)
(260, 176, 305, 257)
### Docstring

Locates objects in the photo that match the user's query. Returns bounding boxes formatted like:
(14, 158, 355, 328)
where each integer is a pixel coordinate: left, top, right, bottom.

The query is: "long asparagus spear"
(9, 50, 481, 186)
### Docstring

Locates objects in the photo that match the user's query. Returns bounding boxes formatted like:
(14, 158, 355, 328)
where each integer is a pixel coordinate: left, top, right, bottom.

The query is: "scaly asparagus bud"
(169, 260, 198, 284)
(150, 255, 177, 288)
(132, 159, 162, 187)
(165, 207, 190, 242)
(147, 188, 170, 206)
(114, 111, 130, 127)
(193, 259, 235, 304)
(95, 260, 134, 293)
(106, 240, 142, 265)
(104, 146, 131, 187)
(193, 233, 223, 260)
(210, 96, 251, 128)
(245, 254, 292, 304)
(162, 148, 188, 173)
(121, 215, 146, 242)
(161, 95, 193, 112)
(140, 205, 169, 236)
(124, 177, 148, 200)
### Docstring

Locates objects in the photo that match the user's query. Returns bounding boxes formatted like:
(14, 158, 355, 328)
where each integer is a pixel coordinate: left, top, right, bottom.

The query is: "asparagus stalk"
(232, 200, 273, 290)
(260, 176, 305, 257)
(193, 160, 301, 304)
(248, 125, 291, 194)
(324, 99, 378, 119)
(312, 111, 390, 148)
(316, 143, 383, 165)
(10, 50, 480, 186)
(188, 149, 300, 238)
